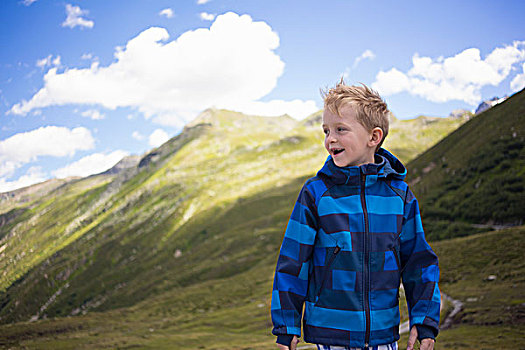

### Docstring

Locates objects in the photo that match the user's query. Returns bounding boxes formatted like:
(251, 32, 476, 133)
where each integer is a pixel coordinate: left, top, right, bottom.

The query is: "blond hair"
(322, 79, 390, 151)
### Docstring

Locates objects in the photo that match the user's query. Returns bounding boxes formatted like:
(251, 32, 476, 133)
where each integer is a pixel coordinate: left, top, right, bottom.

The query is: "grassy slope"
(1, 198, 523, 349)
(406, 90, 525, 241)
(431, 226, 525, 349)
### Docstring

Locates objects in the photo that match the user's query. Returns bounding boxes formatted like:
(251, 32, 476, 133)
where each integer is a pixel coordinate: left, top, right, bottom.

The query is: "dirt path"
(440, 292, 463, 330)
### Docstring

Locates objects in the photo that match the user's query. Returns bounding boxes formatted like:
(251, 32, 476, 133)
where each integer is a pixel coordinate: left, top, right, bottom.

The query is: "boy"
(271, 81, 440, 350)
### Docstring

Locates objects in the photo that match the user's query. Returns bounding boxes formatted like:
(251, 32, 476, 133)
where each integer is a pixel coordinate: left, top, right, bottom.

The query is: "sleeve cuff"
(276, 335, 294, 347)
(416, 324, 437, 341)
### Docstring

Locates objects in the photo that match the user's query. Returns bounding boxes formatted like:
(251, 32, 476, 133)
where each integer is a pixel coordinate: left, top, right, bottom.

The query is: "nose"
(326, 132, 336, 143)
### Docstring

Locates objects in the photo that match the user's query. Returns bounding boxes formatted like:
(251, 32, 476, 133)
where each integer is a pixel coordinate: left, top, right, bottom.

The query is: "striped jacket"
(271, 148, 440, 348)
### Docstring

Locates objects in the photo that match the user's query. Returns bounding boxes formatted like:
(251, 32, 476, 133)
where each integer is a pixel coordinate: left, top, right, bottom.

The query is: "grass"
(2, 214, 523, 349)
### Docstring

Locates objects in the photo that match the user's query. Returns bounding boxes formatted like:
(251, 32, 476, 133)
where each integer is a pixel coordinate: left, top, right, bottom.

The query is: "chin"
(334, 159, 350, 167)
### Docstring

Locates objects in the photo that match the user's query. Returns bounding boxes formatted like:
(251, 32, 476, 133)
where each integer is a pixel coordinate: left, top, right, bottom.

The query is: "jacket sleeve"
(271, 182, 318, 339)
(399, 187, 441, 338)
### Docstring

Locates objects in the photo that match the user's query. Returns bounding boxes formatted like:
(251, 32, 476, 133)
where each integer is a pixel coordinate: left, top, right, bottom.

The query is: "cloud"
(343, 49, 376, 79)
(149, 129, 169, 147)
(353, 49, 375, 69)
(52, 150, 129, 178)
(197, 0, 211, 4)
(81, 109, 105, 120)
(22, 0, 38, 6)
(199, 12, 216, 21)
(36, 55, 61, 69)
(0, 166, 47, 193)
(372, 41, 525, 105)
(159, 8, 174, 18)
(132, 131, 144, 141)
(9, 12, 317, 124)
(0, 126, 95, 178)
(62, 4, 94, 29)
(510, 62, 525, 92)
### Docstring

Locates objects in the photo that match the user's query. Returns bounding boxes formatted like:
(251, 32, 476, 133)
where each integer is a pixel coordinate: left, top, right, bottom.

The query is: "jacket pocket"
(390, 246, 402, 300)
(392, 246, 401, 271)
(314, 245, 341, 305)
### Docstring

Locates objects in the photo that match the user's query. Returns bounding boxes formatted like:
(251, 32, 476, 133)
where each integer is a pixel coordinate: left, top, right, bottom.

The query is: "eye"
(323, 129, 329, 135)
(337, 127, 346, 132)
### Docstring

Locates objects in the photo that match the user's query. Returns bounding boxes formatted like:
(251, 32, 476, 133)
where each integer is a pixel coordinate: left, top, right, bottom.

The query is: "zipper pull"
(334, 246, 341, 254)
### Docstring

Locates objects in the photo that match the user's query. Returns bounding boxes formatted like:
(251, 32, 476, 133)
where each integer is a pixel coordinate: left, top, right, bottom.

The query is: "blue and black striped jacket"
(271, 148, 440, 348)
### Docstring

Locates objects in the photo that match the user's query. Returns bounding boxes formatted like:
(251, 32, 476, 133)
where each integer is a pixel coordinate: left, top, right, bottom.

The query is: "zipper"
(360, 172, 371, 347)
(315, 245, 341, 303)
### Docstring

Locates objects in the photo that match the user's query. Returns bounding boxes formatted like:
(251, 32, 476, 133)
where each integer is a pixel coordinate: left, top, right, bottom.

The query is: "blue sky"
(1, 0, 524, 192)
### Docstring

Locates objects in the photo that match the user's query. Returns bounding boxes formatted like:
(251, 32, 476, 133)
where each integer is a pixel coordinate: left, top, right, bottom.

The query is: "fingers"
(290, 335, 299, 350)
(420, 338, 435, 350)
(406, 325, 418, 350)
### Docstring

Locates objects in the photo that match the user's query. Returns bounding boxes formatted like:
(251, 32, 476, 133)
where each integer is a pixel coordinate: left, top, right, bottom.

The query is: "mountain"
(0, 107, 471, 348)
(406, 89, 525, 241)
(474, 96, 507, 115)
(98, 155, 141, 175)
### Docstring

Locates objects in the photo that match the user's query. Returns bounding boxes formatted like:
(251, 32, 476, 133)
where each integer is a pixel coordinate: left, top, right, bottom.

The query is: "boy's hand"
(407, 325, 434, 350)
(277, 335, 299, 350)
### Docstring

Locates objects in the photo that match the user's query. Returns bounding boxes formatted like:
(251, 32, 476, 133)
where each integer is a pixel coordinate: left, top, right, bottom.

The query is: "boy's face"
(322, 104, 376, 167)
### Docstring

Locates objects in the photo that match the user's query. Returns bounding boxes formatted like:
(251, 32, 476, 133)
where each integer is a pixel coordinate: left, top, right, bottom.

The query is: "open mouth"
(332, 148, 345, 156)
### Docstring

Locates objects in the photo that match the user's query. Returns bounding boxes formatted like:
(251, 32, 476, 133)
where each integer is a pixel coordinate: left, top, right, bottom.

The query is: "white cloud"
(343, 49, 376, 79)
(372, 41, 525, 105)
(373, 68, 411, 95)
(62, 4, 94, 29)
(510, 62, 525, 92)
(132, 131, 144, 140)
(200, 12, 216, 21)
(159, 8, 174, 18)
(353, 49, 375, 69)
(81, 53, 93, 60)
(9, 12, 317, 124)
(197, 0, 211, 4)
(0, 166, 47, 193)
(53, 150, 129, 178)
(36, 55, 61, 69)
(52, 56, 61, 66)
(36, 56, 51, 68)
(0, 126, 95, 178)
(22, 0, 38, 6)
(149, 129, 169, 147)
(81, 109, 105, 120)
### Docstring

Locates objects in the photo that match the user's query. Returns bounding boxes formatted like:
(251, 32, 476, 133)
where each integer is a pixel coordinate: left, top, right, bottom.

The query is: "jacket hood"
(316, 147, 407, 185)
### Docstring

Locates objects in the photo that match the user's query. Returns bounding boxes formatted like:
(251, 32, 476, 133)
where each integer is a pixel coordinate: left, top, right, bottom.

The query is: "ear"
(368, 127, 383, 148)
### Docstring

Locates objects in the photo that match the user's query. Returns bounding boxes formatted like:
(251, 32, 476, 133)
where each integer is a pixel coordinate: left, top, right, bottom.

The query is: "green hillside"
(0, 107, 474, 348)
(1, 194, 523, 349)
(406, 90, 525, 241)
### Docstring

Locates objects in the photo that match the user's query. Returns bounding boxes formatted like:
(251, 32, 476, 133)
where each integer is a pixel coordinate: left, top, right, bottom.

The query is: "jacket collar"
(316, 147, 407, 185)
